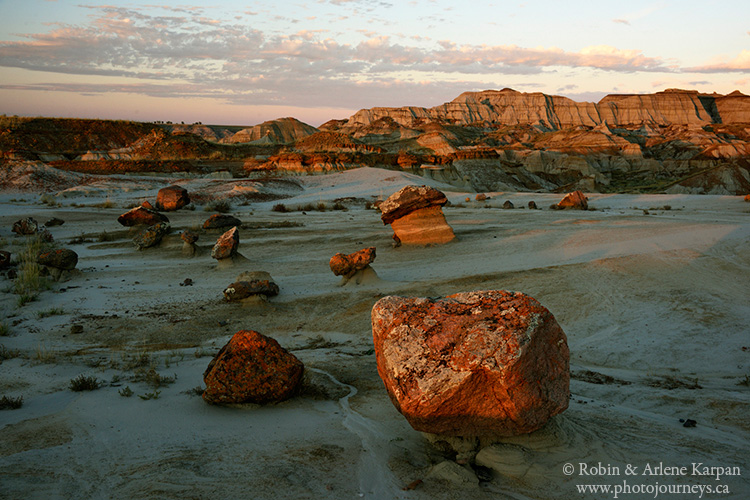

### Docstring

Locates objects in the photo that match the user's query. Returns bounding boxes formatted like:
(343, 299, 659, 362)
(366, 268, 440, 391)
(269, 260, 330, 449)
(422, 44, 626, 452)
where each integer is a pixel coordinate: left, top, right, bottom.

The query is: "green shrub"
(0, 395, 23, 410)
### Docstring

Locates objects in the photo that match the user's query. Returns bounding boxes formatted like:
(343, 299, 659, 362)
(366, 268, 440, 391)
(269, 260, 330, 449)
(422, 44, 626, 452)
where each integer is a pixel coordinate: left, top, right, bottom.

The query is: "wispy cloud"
(686, 50, 750, 73)
(0, 5, 687, 110)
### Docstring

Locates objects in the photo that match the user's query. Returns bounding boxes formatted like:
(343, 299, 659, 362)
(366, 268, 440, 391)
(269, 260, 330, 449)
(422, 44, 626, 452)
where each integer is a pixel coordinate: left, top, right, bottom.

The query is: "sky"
(0, 1, 748, 127)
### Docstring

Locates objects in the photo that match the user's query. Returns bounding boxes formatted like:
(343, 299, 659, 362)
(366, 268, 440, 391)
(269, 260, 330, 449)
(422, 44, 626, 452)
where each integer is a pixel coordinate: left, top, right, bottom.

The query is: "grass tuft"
(0, 395, 23, 410)
(69, 375, 101, 392)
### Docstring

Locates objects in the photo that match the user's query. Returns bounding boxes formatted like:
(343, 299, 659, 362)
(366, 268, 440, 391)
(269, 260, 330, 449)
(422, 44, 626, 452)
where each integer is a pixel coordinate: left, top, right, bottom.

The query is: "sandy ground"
(1, 167, 749, 499)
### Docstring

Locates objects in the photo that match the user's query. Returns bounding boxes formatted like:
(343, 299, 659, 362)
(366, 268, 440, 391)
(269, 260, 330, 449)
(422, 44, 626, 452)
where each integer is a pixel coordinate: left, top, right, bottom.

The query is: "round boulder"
(37, 248, 78, 270)
(117, 206, 169, 227)
(371, 290, 570, 437)
(203, 330, 304, 405)
(156, 185, 190, 211)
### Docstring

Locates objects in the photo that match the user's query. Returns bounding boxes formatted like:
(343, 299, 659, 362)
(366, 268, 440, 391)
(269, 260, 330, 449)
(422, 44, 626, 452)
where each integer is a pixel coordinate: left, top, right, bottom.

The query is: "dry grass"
(69, 375, 101, 391)
(0, 395, 23, 410)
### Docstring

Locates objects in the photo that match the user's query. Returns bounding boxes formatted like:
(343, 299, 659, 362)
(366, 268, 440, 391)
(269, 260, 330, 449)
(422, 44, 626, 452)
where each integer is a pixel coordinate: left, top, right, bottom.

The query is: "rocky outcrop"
(211, 227, 239, 260)
(343, 88, 750, 131)
(224, 117, 319, 144)
(202, 330, 304, 405)
(117, 206, 169, 227)
(156, 185, 190, 211)
(371, 290, 570, 437)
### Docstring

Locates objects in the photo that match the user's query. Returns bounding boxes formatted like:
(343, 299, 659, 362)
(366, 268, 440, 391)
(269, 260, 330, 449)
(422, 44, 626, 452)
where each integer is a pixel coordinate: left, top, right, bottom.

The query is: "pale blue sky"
(0, 0, 747, 125)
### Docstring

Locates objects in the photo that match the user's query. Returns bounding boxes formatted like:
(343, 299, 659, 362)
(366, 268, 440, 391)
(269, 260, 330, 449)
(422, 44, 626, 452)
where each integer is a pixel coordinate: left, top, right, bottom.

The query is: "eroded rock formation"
(380, 186, 455, 245)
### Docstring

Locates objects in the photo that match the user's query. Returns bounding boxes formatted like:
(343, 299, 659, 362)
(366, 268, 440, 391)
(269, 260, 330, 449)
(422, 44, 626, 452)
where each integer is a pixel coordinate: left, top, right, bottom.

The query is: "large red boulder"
(371, 290, 569, 437)
(203, 330, 304, 405)
(556, 190, 588, 210)
(211, 226, 239, 260)
(329, 247, 376, 278)
(156, 185, 190, 211)
(117, 206, 169, 227)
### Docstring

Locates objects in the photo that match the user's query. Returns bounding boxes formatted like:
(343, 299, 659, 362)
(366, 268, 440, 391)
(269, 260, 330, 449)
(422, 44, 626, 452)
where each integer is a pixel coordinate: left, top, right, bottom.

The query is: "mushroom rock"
(181, 230, 199, 257)
(556, 190, 588, 210)
(211, 226, 239, 260)
(203, 214, 242, 230)
(117, 206, 169, 227)
(202, 330, 304, 405)
(133, 222, 170, 249)
(156, 185, 190, 211)
(379, 185, 449, 225)
(329, 247, 377, 284)
(371, 290, 570, 437)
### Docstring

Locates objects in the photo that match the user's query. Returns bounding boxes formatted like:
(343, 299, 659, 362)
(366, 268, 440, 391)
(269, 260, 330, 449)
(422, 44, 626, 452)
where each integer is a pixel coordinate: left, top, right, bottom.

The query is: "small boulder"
(528, 201, 537, 210)
(156, 185, 190, 211)
(12, 217, 38, 235)
(223, 280, 280, 301)
(329, 247, 376, 278)
(744, 194, 750, 202)
(37, 248, 78, 270)
(371, 290, 569, 437)
(133, 222, 170, 249)
(44, 217, 65, 227)
(556, 190, 588, 210)
(203, 330, 304, 405)
(0, 250, 11, 269)
(502, 200, 514, 209)
(203, 214, 242, 230)
(211, 226, 239, 260)
(117, 206, 169, 227)
(475, 193, 488, 202)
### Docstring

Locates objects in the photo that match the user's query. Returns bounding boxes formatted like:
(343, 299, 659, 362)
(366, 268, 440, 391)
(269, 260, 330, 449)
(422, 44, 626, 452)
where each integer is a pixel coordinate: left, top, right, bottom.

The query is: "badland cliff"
(2, 89, 749, 194)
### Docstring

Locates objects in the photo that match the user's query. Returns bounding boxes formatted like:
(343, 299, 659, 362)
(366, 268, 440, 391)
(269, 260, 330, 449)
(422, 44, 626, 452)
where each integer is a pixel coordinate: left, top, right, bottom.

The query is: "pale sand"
(0, 167, 748, 499)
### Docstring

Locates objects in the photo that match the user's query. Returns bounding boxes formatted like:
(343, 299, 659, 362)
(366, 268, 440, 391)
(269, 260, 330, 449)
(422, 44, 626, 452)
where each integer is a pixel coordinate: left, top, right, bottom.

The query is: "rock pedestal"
(203, 330, 304, 405)
(371, 290, 570, 437)
(329, 247, 377, 284)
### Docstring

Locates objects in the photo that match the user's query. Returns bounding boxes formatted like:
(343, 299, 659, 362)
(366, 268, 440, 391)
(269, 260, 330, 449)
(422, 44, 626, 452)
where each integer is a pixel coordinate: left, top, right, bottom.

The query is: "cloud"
(0, 5, 675, 110)
(686, 50, 750, 73)
(613, 19, 630, 26)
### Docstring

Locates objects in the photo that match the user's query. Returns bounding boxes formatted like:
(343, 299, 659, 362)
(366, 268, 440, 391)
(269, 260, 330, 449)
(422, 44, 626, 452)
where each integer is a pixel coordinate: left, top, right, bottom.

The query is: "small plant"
(37, 307, 65, 318)
(70, 375, 101, 392)
(133, 367, 176, 388)
(16, 293, 38, 307)
(204, 199, 232, 213)
(121, 350, 151, 370)
(272, 203, 289, 213)
(138, 390, 161, 400)
(316, 202, 327, 212)
(93, 198, 115, 209)
(0, 395, 23, 410)
(33, 344, 56, 363)
(331, 201, 347, 211)
(97, 231, 113, 242)
(39, 193, 60, 206)
(184, 203, 196, 211)
(69, 233, 92, 244)
(119, 386, 134, 397)
(14, 234, 51, 300)
(0, 323, 9, 337)
(0, 345, 21, 362)
(184, 386, 204, 397)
